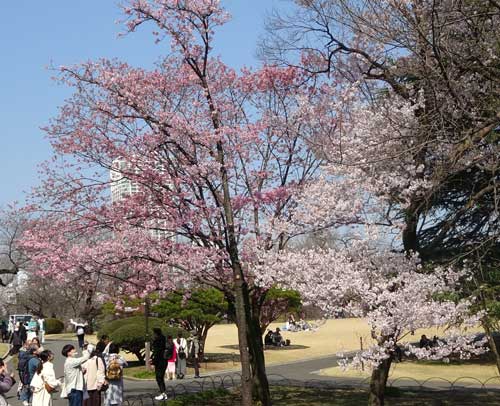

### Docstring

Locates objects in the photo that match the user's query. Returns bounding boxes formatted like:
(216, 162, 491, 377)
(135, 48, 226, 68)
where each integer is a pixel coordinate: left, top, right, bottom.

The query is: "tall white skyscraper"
(110, 158, 140, 203)
(110, 158, 169, 240)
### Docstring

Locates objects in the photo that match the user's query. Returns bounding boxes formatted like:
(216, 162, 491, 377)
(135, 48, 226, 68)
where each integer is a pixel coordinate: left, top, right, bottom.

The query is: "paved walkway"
(4, 338, 345, 405)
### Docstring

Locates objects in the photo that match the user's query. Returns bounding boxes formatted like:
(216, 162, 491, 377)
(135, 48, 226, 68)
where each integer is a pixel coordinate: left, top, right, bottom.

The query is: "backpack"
(163, 343, 174, 360)
(19, 354, 33, 385)
(106, 357, 122, 381)
(177, 346, 186, 360)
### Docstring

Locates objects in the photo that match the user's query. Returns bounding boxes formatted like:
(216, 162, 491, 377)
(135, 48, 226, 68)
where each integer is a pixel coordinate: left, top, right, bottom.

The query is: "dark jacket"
(10, 331, 23, 346)
(18, 325, 27, 343)
(27, 357, 40, 383)
(151, 334, 166, 365)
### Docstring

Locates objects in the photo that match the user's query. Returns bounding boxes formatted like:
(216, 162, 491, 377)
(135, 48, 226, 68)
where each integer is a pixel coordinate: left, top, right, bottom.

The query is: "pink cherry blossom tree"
(18, 1, 353, 404)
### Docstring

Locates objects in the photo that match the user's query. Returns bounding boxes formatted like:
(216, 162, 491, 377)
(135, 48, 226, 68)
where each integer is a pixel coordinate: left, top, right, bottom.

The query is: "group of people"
(1, 320, 203, 406)
(419, 334, 440, 349)
(0, 336, 52, 406)
(4, 320, 46, 356)
(0, 333, 127, 406)
(264, 327, 290, 347)
(150, 329, 200, 401)
(60, 336, 127, 406)
(284, 314, 312, 332)
(1, 318, 46, 348)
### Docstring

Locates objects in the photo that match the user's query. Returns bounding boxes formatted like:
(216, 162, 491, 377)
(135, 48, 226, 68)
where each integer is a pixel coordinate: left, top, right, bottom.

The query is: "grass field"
(0, 343, 9, 357)
(167, 386, 500, 405)
(46, 318, 488, 380)
(319, 360, 500, 383)
(203, 318, 483, 366)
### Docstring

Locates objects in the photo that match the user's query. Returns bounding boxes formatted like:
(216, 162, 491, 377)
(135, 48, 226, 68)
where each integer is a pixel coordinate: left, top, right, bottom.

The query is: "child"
(165, 336, 177, 380)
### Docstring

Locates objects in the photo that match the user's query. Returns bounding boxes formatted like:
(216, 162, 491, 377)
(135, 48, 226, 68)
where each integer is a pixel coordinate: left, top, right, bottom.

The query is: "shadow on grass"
(220, 344, 310, 351)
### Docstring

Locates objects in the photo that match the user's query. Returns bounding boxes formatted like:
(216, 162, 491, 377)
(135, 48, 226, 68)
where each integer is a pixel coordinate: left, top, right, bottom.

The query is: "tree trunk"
(232, 272, 254, 406)
(368, 357, 392, 406)
(482, 320, 500, 375)
(207, 80, 269, 404)
(131, 348, 145, 363)
(198, 328, 209, 362)
(402, 209, 419, 253)
(248, 314, 272, 406)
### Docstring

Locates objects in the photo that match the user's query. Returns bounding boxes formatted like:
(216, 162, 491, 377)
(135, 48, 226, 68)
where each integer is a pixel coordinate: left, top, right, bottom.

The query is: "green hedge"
(45, 318, 65, 334)
(98, 316, 152, 337)
(99, 317, 187, 362)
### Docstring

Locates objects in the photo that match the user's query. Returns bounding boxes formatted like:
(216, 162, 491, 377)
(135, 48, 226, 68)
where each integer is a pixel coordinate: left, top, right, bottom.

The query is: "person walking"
(174, 333, 187, 379)
(8, 326, 23, 356)
(165, 336, 176, 381)
(69, 320, 88, 351)
(61, 343, 92, 406)
(150, 328, 167, 401)
(30, 350, 61, 406)
(19, 323, 28, 345)
(82, 343, 106, 406)
(103, 344, 127, 406)
(37, 319, 45, 345)
(0, 358, 16, 406)
(187, 331, 200, 379)
(7, 318, 14, 341)
(0, 321, 7, 343)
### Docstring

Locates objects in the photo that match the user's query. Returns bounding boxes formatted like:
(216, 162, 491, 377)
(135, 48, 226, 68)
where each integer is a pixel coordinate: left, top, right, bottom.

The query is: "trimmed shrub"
(44, 318, 64, 334)
(100, 317, 187, 362)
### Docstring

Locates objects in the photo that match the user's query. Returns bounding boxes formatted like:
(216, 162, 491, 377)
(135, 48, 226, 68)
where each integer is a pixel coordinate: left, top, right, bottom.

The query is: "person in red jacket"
(165, 336, 177, 380)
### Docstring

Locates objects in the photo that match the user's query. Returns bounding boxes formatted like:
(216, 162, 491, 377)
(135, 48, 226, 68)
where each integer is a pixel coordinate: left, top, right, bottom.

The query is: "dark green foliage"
(99, 316, 186, 362)
(152, 288, 228, 358)
(258, 287, 302, 333)
(167, 388, 232, 406)
(44, 318, 64, 334)
(153, 288, 227, 327)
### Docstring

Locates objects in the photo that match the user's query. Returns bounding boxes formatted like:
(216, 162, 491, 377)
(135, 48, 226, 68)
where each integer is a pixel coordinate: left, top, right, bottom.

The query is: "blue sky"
(0, 0, 287, 207)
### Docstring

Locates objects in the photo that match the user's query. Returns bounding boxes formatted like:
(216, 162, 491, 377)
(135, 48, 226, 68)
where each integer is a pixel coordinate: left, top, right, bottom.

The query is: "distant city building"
(110, 158, 140, 203)
(110, 158, 169, 240)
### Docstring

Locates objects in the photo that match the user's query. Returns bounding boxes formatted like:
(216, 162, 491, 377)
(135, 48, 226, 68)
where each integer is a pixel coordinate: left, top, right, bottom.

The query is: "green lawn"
(0, 343, 9, 357)
(165, 386, 500, 405)
(123, 364, 157, 379)
(319, 359, 500, 384)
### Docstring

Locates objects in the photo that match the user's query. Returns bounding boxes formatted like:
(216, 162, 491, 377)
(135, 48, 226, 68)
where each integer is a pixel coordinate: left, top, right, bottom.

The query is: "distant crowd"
(0, 318, 204, 406)
(1, 317, 46, 350)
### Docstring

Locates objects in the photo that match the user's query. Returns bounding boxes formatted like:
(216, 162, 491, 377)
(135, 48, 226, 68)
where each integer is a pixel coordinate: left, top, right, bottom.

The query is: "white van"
(9, 314, 33, 325)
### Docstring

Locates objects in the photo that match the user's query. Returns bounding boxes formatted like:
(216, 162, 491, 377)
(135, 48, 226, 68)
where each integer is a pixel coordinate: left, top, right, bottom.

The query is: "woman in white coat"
(31, 351, 61, 406)
(174, 332, 187, 379)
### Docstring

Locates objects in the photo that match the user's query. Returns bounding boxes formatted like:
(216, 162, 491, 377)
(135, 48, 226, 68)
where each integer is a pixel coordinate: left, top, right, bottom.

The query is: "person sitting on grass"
(273, 328, 285, 347)
(264, 330, 274, 346)
(419, 334, 431, 349)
